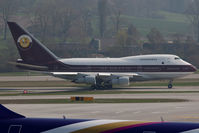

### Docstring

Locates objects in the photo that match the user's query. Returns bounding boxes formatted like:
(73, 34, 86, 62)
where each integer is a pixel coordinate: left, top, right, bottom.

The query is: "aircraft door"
(8, 125, 22, 133)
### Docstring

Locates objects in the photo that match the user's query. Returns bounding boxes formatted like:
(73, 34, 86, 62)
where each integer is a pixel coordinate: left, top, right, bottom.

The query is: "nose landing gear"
(168, 80, 173, 89)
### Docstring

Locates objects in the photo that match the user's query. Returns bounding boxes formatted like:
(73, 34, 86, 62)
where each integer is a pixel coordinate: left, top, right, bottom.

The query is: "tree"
(0, 0, 19, 40)
(110, 8, 121, 33)
(126, 24, 140, 46)
(58, 8, 75, 42)
(117, 29, 128, 47)
(98, 0, 108, 38)
(29, 0, 75, 42)
(186, 0, 199, 42)
(147, 28, 165, 44)
(186, 36, 196, 44)
(169, 0, 187, 13)
(172, 33, 184, 44)
(31, 0, 55, 42)
(109, 0, 123, 33)
(142, 0, 159, 18)
(81, 10, 93, 37)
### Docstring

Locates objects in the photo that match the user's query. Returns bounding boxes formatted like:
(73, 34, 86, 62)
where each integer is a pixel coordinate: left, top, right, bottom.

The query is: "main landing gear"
(91, 76, 113, 89)
(91, 84, 113, 89)
(168, 80, 173, 89)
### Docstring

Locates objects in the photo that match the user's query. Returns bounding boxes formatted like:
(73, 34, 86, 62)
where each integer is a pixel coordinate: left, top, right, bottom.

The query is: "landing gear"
(90, 84, 112, 89)
(104, 84, 113, 89)
(91, 84, 101, 89)
(168, 80, 173, 89)
(168, 84, 173, 89)
(91, 76, 113, 90)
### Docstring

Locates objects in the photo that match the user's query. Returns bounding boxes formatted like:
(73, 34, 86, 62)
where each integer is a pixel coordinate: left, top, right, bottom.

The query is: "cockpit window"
(174, 57, 180, 60)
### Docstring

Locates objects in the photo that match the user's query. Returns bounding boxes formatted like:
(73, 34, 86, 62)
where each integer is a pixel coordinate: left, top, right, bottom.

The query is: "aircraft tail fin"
(7, 21, 58, 66)
(0, 104, 25, 119)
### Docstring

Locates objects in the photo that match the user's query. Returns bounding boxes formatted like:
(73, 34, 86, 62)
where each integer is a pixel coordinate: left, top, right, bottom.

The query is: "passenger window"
(8, 125, 22, 133)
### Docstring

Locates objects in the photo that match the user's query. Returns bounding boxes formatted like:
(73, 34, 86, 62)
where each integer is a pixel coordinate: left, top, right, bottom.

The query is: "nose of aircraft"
(191, 65, 197, 72)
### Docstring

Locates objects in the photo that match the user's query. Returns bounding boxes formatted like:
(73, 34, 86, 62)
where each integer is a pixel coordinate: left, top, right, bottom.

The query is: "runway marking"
(151, 112, 162, 114)
(133, 111, 141, 114)
(115, 111, 124, 114)
(175, 106, 184, 109)
(91, 111, 100, 114)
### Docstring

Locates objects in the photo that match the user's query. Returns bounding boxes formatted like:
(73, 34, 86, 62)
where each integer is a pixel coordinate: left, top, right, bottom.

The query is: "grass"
(0, 98, 188, 104)
(91, 11, 190, 37)
(195, 70, 199, 74)
(0, 90, 199, 97)
(0, 81, 87, 87)
(121, 12, 190, 36)
(158, 11, 188, 23)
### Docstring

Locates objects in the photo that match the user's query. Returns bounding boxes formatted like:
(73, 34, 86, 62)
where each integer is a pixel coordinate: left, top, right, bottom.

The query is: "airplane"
(7, 22, 197, 89)
(0, 104, 199, 133)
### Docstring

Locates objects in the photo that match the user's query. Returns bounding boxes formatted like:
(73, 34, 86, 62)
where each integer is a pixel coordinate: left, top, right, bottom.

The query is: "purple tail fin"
(0, 104, 25, 119)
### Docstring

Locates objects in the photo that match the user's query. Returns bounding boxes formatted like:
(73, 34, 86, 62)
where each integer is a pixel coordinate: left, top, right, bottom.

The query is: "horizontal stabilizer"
(8, 61, 48, 71)
(0, 104, 25, 119)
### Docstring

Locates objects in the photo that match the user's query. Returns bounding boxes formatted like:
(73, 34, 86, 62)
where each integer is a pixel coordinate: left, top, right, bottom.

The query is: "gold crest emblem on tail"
(17, 35, 32, 49)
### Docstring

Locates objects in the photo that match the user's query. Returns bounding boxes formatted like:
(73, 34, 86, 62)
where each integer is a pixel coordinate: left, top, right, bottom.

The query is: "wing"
(50, 72, 142, 82)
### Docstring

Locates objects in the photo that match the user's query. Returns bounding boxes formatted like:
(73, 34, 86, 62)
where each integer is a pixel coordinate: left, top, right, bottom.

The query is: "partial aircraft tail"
(0, 104, 25, 119)
(7, 22, 58, 66)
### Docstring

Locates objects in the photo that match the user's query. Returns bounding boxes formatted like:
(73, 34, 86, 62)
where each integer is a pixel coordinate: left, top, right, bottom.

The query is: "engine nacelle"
(111, 77, 129, 86)
(75, 76, 96, 84)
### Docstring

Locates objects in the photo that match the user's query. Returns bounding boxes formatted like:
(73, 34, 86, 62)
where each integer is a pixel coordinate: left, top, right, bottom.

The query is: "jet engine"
(75, 76, 96, 84)
(111, 77, 129, 86)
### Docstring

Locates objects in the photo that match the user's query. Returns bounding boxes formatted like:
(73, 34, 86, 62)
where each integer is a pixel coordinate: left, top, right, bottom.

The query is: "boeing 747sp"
(7, 22, 197, 89)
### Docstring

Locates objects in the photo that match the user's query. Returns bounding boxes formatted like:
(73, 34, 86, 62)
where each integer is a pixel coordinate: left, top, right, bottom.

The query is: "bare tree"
(147, 28, 165, 44)
(81, 10, 93, 37)
(0, 0, 18, 40)
(186, 0, 199, 42)
(109, 0, 123, 33)
(117, 29, 128, 47)
(126, 24, 140, 46)
(98, 0, 108, 38)
(172, 33, 184, 44)
(31, 1, 53, 42)
(58, 8, 74, 42)
(110, 9, 121, 33)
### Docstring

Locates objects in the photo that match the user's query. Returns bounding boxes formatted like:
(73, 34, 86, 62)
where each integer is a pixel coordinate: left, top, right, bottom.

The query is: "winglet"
(0, 104, 25, 119)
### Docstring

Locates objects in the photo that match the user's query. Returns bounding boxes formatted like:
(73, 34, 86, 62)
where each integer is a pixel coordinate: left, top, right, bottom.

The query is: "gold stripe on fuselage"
(71, 121, 147, 133)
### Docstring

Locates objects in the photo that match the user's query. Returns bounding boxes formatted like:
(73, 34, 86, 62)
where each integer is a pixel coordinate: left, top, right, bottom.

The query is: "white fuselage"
(58, 54, 196, 81)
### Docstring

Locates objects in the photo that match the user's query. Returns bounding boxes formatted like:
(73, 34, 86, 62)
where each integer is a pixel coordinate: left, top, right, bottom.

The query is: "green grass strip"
(0, 98, 188, 104)
(0, 90, 199, 96)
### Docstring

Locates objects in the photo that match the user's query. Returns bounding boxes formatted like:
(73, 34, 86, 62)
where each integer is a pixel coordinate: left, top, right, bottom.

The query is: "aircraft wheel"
(91, 84, 103, 90)
(168, 84, 173, 89)
(105, 85, 112, 89)
(91, 85, 97, 89)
